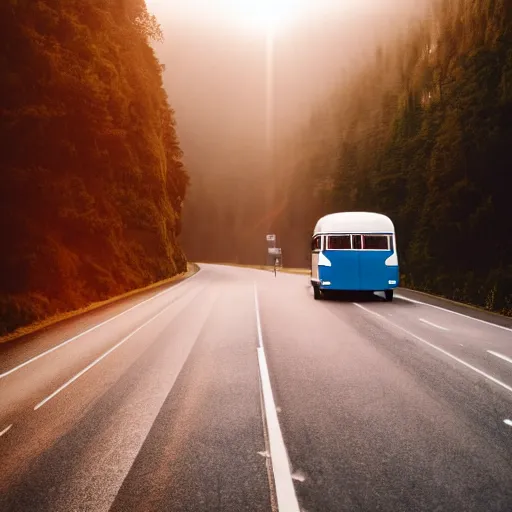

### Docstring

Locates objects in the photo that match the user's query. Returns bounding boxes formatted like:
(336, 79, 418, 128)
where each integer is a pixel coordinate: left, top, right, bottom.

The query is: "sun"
(223, 0, 304, 34)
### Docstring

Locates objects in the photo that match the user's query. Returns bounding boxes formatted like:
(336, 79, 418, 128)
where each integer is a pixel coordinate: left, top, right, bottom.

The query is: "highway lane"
(0, 266, 271, 512)
(260, 277, 512, 511)
(350, 291, 512, 389)
(0, 264, 511, 511)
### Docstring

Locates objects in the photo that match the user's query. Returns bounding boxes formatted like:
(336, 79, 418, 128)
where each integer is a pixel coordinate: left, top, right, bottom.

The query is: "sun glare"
(145, 1, 329, 35)
(232, 0, 285, 32)
(145, 1, 374, 34)
(221, 0, 307, 34)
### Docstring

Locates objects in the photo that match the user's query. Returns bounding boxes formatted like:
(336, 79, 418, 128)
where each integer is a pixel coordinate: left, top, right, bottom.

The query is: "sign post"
(265, 234, 282, 275)
(268, 247, 282, 277)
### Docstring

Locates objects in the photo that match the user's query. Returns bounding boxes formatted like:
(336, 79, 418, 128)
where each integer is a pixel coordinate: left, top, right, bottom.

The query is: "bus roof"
(313, 212, 395, 235)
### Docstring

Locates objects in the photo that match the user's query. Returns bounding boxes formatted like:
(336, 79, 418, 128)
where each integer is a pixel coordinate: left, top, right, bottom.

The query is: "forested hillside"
(0, 0, 188, 335)
(274, 0, 512, 315)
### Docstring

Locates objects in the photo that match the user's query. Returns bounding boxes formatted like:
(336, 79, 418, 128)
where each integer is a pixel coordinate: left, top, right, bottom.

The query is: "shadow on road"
(320, 290, 415, 307)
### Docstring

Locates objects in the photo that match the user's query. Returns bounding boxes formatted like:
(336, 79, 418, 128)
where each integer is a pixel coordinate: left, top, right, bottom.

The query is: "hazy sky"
(144, 0, 429, 257)
(147, 0, 428, 143)
(147, 0, 428, 163)
(145, 0, 379, 30)
(145, 0, 428, 45)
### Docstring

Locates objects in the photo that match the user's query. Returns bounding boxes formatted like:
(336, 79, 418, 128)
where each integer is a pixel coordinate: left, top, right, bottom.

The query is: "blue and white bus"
(311, 212, 399, 301)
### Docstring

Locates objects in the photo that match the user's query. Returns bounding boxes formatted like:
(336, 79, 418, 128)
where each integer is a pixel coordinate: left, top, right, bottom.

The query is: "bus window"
(312, 236, 322, 251)
(363, 235, 389, 250)
(352, 235, 362, 249)
(327, 235, 351, 249)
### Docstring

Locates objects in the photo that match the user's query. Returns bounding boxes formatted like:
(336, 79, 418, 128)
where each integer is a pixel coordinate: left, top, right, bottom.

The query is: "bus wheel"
(385, 290, 394, 302)
(313, 286, 322, 300)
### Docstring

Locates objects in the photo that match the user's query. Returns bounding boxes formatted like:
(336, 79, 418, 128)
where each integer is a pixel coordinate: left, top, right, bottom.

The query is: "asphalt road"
(0, 264, 511, 511)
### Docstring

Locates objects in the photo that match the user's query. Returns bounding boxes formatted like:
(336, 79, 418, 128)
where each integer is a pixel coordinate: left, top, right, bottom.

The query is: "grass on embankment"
(278, 268, 310, 275)
(0, 263, 199, 344)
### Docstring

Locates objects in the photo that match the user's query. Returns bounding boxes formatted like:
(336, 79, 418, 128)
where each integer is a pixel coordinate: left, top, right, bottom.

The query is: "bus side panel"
(319, 251, 360, 290)
(359, 251, 399, 291)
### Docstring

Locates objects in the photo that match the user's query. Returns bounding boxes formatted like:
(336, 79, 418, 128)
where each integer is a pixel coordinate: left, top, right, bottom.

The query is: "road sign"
(266, 234, 276, 242)
(268, 247, 282, 255)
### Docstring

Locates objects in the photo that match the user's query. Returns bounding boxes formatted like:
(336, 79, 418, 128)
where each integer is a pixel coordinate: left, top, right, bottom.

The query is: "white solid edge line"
(419, 318, 449, 331)
(254, 284, 300, 512)
(0, 424, 13, 437)
(257, 347, 300, 512)
(396, 294, 512, 333)
(487, 350, 512, 366)
(354, 303, 512, 395)
(1, 271, 199, 380)
(34, 303, 174, 410)
(504, 419, 512, 427)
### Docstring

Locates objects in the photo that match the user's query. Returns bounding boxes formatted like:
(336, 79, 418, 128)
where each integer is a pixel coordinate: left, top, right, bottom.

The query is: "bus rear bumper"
(313, 281, 399, 291)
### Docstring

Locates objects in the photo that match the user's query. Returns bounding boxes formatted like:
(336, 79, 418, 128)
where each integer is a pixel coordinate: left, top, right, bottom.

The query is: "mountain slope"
(0, 0, 188, 335)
